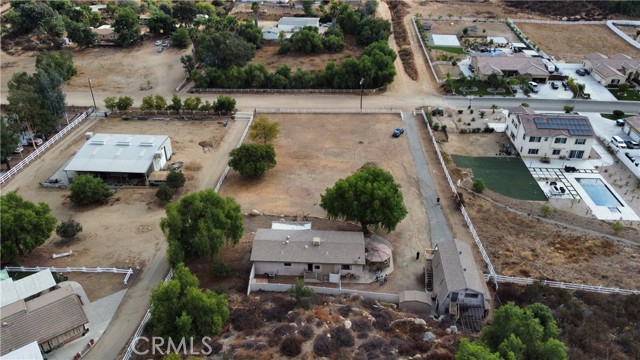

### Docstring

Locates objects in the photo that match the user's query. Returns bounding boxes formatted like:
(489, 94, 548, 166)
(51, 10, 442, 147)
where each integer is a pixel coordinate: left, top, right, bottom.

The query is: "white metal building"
(429, 34, 462, 48)
(64, 133, 172, 186)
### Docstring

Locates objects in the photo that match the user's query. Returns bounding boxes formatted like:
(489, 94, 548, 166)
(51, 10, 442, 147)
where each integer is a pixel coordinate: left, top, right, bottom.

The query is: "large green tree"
(249, 115, 280, 144)
(195, 31, 256, 68)
(160, 190, 243, 266)
(113, 7, 141, 47)
(170, 27, 191, 49)
(35, 51, 77, 81)
(69, 175, 113, 205)
(456, 302, 568, 360)
(320, 163, 407, 233)
(150, 263, 229, 339)
(1, 117, 20, 169)
(65, 20, 98, 48)
(228, 143, 277, 178)
(1, 192, 57, 263)
(147, 10, 177, 35)
(173, 1, 198, 25)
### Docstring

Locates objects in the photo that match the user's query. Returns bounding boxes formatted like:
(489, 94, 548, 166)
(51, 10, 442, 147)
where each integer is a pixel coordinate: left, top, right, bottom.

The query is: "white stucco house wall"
(505, 106, 595, 160)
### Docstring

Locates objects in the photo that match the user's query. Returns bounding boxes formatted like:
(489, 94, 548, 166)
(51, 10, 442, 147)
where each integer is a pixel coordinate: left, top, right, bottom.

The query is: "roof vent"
(116, 141, 130, 146)
(312, 237, 321, 246)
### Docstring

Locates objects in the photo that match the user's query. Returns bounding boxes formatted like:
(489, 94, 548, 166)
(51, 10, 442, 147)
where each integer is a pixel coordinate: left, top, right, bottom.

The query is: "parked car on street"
(30, 138, 43, 146)
(625, 140, 640, 149)
(528, 81, 540, 93)
(550, 82, 559, 90)
(157, 47, 164, 53)
(392, 128, 405, 138)
(155, 40, 162, 46)
(576, 69, 586, 76)
(616, 119, 625, 126)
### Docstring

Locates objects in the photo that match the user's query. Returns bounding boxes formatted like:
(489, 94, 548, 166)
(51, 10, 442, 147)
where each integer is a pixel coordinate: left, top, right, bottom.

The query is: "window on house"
(510, 131, 516, 141)
(544, 137, 549, 142)
(529, 137, 541, 142)
(575, 138, 586, 145)
(341, 265, 351, 270)
(552, 149, 561, 155)
(284, 263, 291, 266)
(528, 149, 539, 155)
(611, 79, 620, 85)
(465, 293, 479, 299)
(554, 137, 567, 144)
(569, 150, 585, 159)
(314, 265, 320, 270)
(522, 134, 526, 140)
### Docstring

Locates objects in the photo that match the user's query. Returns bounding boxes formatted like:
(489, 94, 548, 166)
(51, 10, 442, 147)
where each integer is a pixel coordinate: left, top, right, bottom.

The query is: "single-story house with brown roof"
(1, 284, 89, 355)
(471, 53, 550, 82)
(582, 53, 640, 86)
(250, 229, 366, 279)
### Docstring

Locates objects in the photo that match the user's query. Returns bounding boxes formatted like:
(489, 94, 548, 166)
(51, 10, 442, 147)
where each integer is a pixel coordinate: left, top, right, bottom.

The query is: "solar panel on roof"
(533, 117, 593, 136)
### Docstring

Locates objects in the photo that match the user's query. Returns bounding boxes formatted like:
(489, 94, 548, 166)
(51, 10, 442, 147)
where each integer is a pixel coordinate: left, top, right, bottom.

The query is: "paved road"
(402, 111, 453, 247)
(444, 96, 640, 113)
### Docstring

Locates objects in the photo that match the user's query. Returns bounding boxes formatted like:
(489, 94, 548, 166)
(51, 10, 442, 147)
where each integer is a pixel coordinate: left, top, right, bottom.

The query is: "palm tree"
(251, 2, 260, 27)
(491, 104, 498, 113)
(330, 1, 340, 32)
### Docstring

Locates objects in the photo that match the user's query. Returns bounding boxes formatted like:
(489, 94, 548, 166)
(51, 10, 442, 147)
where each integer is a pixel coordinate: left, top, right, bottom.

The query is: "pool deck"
(524, 158, 639, 221)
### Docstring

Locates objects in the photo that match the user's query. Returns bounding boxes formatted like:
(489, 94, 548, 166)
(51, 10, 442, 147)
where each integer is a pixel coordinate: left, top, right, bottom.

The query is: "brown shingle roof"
(626, 115, 640, 134)
(584, 53, 640, 79)
(0, 285, 88, 355)
(519, 113, 594, 138)
(250, 229, 366, 265)
(475, 55, 549, 77)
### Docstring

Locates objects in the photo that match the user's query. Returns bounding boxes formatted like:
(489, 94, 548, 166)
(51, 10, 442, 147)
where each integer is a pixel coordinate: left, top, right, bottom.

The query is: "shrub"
(230, 310, 262, 333)
(432, 123, 441, 131)
(69, 175, 113, 205)
(166, 170, 186, 190)
(472, 178, 486, 193)
(212, 261, 231, 279)
(482, 125, 495, 133)
(330, 326, 355, 347)
(298, 324, 314, 340)
(521, 102, 529, 107)
(458, 109, 463, 114)
(313, 333, 337, 357)
(288, 278, 316, 309)
(280, 335, 302, 357)
(56, 219, 82, 240)
(156, 184, 174, 203)
(613, 110, 625, 118)
(479, 110, 486, 118)
(610, 220, 624, 235)
(539, 204, 556, 217)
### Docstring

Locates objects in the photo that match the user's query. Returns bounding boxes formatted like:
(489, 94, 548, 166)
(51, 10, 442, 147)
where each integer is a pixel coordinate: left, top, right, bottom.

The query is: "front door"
(307, 263, 313, 272)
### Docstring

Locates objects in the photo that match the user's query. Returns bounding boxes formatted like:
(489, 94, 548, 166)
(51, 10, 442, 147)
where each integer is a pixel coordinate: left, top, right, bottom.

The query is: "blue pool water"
(488, 50, 503, 55)
(577, 178, 623, 207)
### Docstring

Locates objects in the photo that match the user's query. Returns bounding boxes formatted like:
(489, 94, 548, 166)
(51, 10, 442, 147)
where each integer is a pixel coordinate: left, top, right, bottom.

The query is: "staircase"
(425, 259, 434, 291)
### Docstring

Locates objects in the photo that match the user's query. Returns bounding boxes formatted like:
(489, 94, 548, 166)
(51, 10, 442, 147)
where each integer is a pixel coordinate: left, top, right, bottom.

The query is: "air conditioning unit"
(312, 237, 321, 246)
(85, 132, 93, 140)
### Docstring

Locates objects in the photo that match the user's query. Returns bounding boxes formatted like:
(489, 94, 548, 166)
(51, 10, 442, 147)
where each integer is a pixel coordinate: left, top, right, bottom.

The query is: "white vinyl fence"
(0, 107, 94, 185)
(486, 274, 640, 295)
(417, 109, 498, 286)
(4, 265, 133, 284)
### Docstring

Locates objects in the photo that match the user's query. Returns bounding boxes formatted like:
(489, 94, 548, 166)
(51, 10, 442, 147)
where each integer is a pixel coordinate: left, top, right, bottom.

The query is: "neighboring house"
(0, 271, 89, 356)
(471, 54, 550, 82)
(250, 229, 366, 279)
(92, 25, 118, 43)
(582, 53, 640, 86)
(427, 239, 490, 322)
(261, 17, 321, 41)
(0, 342, 43, 360)
(505, 106, 595, 159)
(63, 133, 173, 186)
(1, 285, 89, 355)
(623, 115, 640, 142)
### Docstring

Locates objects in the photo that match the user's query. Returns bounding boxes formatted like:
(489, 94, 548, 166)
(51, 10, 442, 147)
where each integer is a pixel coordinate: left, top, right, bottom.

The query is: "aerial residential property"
(506, 106, 595, 159)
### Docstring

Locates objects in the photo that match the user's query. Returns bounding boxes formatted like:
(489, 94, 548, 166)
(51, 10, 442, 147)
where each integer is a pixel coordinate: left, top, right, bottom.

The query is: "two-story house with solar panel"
(505, 106, 596, 160)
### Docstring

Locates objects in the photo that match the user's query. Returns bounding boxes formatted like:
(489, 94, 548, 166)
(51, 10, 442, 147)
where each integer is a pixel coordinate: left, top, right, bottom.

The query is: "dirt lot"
(409, 0, 544, 20)
(219, 113, 431, 293)
(516, 23, 640, 62)
(252, 38, 364, 72)
(1, 116, 245, 301)
(1, 37, 189, 99)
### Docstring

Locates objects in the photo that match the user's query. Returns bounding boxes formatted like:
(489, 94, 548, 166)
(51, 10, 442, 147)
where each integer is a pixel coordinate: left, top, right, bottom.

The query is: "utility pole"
(359, 78, 364, 112)
(88, 78, 97, 110)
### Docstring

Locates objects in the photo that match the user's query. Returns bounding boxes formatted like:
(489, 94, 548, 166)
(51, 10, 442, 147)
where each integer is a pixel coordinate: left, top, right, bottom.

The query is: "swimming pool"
(576, 178, 623, 207)
(488, 50, 503, 55)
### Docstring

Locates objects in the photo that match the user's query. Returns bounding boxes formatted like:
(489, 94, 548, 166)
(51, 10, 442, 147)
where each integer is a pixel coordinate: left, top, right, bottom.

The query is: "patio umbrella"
(365, 242, 392, 263)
